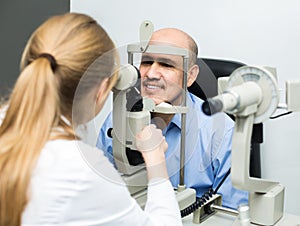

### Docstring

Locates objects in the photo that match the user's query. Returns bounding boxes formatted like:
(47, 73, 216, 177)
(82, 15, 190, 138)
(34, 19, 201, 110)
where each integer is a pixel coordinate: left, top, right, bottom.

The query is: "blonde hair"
(0, 13, 118, 226)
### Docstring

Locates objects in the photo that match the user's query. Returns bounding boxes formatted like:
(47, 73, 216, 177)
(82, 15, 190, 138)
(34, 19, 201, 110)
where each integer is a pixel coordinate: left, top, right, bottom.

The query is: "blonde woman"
(0, 13, 182, 226)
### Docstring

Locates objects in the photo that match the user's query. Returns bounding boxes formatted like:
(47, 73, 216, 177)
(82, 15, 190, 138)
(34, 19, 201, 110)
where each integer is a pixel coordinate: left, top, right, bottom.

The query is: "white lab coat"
(21, 139, 182, 226)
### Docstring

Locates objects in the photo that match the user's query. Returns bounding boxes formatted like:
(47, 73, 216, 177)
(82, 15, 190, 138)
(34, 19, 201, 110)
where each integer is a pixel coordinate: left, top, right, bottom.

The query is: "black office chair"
(188, 58, 262, 178)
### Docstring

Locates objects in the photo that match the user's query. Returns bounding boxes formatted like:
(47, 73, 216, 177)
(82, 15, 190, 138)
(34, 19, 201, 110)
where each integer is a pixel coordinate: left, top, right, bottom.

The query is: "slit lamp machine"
(109, 21, 300, 225)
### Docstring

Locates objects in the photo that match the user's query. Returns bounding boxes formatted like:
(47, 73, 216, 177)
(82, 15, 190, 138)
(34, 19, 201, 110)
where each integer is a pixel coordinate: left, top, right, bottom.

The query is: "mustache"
(142, 78, 165, 89)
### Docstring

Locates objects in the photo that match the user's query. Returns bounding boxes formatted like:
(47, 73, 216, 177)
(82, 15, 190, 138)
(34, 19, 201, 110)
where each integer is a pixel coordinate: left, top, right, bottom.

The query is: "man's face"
(139, 53, 184, 105)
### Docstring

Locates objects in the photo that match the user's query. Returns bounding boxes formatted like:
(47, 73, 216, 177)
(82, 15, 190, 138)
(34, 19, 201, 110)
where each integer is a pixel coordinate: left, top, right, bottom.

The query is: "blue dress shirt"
(97, 92, 248, 209)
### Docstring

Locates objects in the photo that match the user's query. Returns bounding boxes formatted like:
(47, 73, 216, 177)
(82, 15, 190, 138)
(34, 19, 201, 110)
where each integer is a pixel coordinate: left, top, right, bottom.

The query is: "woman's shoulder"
(38, 139, 123, 182)
(24, 139, 136, 225)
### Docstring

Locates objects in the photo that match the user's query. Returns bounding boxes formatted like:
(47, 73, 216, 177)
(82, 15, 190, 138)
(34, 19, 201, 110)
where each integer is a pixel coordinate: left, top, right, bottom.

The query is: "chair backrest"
(188, 58, 245, 100)
(188, 58, 262, 178)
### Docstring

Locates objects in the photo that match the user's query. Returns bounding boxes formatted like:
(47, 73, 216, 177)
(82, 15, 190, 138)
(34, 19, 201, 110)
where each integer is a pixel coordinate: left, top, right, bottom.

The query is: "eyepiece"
(202, 98, 224, 116)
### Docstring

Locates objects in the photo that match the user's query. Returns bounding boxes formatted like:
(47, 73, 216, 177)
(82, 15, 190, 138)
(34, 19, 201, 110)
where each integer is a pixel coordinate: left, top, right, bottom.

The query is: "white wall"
(71, 0, 300, 215)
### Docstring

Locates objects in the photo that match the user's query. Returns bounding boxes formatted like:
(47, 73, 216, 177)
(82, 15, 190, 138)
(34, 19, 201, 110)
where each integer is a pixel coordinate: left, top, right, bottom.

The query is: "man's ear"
(187, 64, 199, 87)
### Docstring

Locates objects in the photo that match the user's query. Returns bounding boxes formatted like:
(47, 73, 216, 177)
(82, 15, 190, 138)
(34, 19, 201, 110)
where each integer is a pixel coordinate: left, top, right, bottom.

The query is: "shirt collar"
(167, 93, 196, 130)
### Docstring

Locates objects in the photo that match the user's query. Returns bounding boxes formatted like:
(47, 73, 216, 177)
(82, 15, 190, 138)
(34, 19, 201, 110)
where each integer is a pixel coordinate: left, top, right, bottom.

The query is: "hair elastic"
(38, 53, 57, 71)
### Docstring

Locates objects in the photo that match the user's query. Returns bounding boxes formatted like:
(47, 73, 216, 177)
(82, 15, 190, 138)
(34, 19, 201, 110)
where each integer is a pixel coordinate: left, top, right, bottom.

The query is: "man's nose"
(145, 62, 162, 79)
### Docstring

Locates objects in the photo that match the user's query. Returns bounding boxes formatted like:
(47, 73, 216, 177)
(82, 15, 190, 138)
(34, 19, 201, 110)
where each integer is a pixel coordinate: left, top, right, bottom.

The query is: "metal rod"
(210, 204, 239, 216)
(128, 52, 133, 64)
(179, 56, 189, 186)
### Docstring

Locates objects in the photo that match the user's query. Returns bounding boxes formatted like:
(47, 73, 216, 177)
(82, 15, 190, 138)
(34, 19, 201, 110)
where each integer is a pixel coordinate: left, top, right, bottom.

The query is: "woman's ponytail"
(0, 56, 59, 226)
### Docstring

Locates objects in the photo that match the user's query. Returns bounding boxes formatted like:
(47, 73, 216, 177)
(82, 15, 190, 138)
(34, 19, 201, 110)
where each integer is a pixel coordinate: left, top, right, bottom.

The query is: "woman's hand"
(136, 124, 169, 179)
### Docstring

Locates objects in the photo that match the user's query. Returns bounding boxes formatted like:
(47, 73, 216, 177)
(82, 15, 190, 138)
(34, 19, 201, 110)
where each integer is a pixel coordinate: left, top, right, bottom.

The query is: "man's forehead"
(141, 53, 184, 65)
(145, 38, 192, 63)
(149, 40, 179, 47)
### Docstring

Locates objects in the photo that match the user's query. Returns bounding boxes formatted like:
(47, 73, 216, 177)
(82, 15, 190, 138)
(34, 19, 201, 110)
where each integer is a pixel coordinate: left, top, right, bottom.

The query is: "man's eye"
(141, 60, 154, 66)
(159, 62, 174, 68)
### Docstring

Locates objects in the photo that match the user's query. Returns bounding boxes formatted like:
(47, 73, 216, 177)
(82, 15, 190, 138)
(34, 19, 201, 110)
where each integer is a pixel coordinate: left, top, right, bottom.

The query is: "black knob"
(202, 99, 223, 116)
(107, 128, 113, 138)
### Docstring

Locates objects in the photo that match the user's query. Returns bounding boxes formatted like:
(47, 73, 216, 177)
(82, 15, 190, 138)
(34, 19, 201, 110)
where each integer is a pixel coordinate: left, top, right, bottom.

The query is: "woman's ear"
(187, 64, 199, 87)
(95, 78, 110, 110)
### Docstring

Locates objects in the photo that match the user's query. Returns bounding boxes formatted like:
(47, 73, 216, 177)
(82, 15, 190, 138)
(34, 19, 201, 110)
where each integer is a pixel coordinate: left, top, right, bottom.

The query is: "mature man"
(97, 28, 248, 209)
